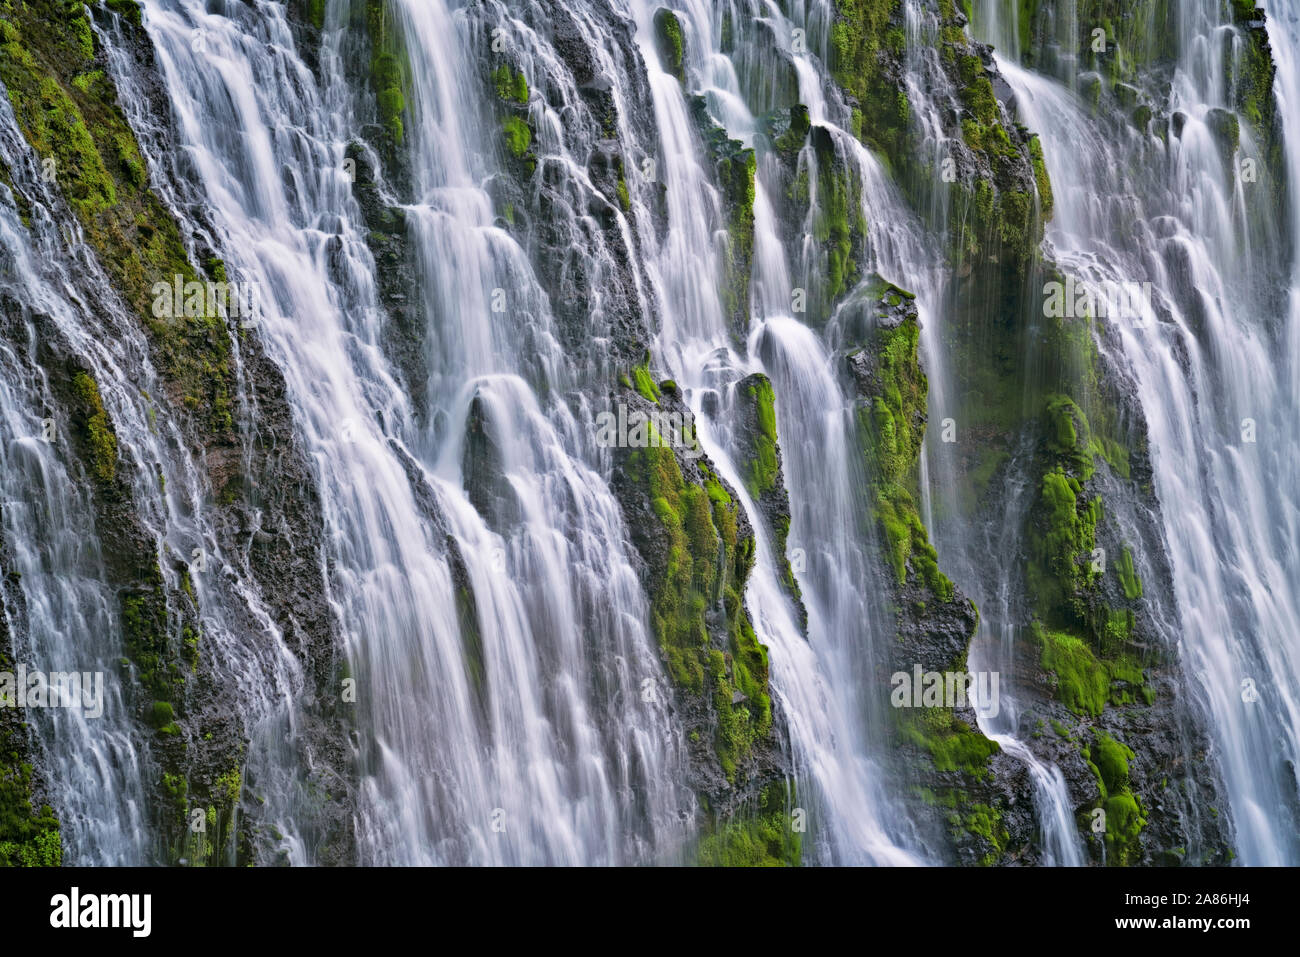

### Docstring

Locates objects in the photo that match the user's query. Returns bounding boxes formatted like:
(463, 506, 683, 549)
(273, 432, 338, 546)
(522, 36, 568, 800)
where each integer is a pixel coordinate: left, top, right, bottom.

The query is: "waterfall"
(1, 0, 1297, 867)
(983, 0, 1300, 863)
(1, 35, 308, 865)
(0, 97, 150, 864)
(126, 0, 701, 865)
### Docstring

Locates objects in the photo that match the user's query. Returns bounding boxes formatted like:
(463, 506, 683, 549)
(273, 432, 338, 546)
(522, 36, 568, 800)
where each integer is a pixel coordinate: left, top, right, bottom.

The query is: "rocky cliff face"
(0, 0, 1283, 866)
(0, 0, 354, 866)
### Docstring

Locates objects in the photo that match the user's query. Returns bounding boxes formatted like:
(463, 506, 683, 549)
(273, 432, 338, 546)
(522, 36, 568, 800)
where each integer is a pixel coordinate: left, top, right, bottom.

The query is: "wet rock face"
(347, 140, 426, 426)
(471, 0, 659, 372)
(606, 381, 792, 816)
(730, 372, 805, 628)
(0, 0, 356, 864)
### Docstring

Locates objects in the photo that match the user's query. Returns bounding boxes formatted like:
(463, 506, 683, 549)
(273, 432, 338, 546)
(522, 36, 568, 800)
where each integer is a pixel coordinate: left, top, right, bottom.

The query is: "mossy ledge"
(653, 7, 685, 83)
(693, 779, 802, 866)
(731, 373, 804, 623)
(608, 367, 790, 836)
(844, 280, 1015, 864)
(830, 0, 1048, 276)
(363, 0, 409, 159)
(847, 282, 953, 602)
(0, 0, 236, 440)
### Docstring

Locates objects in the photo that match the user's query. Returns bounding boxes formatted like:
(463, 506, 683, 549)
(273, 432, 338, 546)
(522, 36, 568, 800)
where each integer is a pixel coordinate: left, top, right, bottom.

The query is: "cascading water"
(1, 0, 1297, 869)
(626, 0, 966, 864)
(0, 49, 309, 866)
(963, 0, 1300, 864)
(0, 99, 150, 864)
(112, 0, 703, 865)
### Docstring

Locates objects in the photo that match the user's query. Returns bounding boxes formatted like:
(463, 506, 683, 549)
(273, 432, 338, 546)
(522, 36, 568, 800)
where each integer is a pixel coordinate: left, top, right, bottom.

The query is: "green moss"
(1229, 9, 1282, 185)
(873, 485, 954, 599)
(858, 314, 925, 487)
(0, 758, 62, 867)
(69, 372, 118, 484)
(948, 802, 1009, 865)
(653, 8, 685, 82)
(105, 0, 143, 26)
(1100, 791, 1146, 865)
(491, 65, 528, 105)
(809, 133, 863, 314)
(149, 700, 175, 729)
(501, 115, 531, 159)
(615, 169, 631, 211)
(0, 39, 116, 217)
(120, 564, 186, 706)
(630, 355, 660, 404)
(773, 103, 811, 154)
(742, 376, 778, 499)
(829, 0, 909, 162)
(214, 765, 242, 806)
(1115, 545, 1143, 600)
(1016, 0, 1040, 56)
(1026, 467, 1099, 623)
(366, 1, 408, 146)
(1027, 135, 1053, 218)
(1, 1, 236, 437)
(623, 431, 771, 782)
(695, 781, 801, 866)
(303, 0, 327, 30)
(899, 708, 999, 777)
(852, 310, 955, 602)
(698, 124, 756, 332)
(1034, 624, 1146, 717)
(1090, 729, 1134, 795)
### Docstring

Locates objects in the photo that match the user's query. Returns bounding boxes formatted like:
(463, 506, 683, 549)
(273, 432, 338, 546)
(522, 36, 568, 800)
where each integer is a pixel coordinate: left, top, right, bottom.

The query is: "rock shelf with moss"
(610, 378, 780, 806)
(0, 0, 235, 438)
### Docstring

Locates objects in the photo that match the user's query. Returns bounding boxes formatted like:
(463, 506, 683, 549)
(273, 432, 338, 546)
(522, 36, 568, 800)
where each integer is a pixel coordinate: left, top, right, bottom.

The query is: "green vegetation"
(689, 105, 756, 333)
(874, 485, 953, 599)
(1231, 9, 1282, 184)
(1090, 729, 1134, 795)
(491, 65, 528, 105)
(630, 353, 661, 403)
(302, 0, 326, 30)
(859, 313, 925, 486)
(1082, 730, 1147, 864)
(653, 8, 685, 82)
(105, 0, 143, 27)
(1115, 545, 1143, 600)
(622, 425, 770, 782)
(0, 0, 235, 436)
(1034, 625, 1146, 717)
(366, 0, 407, 146)
(829, 0, 910, 161)
(695, 781, 801, 866)
(854, 309, 954, 601)
(1, 662, 62, 868)
(810, 131, 865, 314)
(69, 372, 118, 484)
(501, 116, 531, 158)
(0, 757, 61, 867)
(149, 700, 181, 735)
(741, 376, 778, 499)
(485, 43, 535, 174)
(1027, 466, 1100, 621)
(772, 103, 811, 155)
(951, 803, 1009, 866)
(899, 708, 999, 778)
